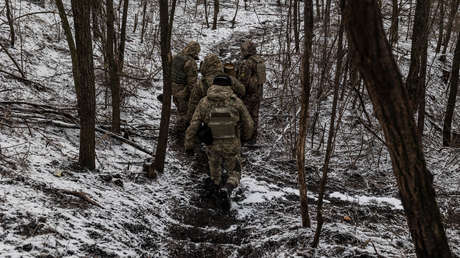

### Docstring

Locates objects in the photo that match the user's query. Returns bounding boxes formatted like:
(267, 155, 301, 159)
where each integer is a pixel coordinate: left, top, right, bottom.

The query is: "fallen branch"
(59, 189, 103, 208)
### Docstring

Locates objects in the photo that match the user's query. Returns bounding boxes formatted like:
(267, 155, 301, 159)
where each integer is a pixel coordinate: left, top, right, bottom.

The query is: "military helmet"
(182, 41, 201, 60)
(241, 40, 257, 57)
(200, 54, 223, 76)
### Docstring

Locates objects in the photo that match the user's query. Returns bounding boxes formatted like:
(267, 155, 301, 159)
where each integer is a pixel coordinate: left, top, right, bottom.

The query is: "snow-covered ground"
(0, 0, 459, 257)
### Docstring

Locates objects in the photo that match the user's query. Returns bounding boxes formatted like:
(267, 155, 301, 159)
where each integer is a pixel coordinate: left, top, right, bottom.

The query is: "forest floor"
(0, 0, 459, 257)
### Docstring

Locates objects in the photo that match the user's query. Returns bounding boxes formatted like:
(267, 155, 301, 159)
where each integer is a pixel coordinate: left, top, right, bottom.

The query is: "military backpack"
(249, 55, 266, 86)
(171, 55, 188, 84)
(208, 106, 238, 140)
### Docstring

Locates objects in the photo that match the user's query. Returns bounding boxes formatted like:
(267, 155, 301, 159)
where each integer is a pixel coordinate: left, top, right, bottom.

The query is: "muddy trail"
(157, 30, 433, 257)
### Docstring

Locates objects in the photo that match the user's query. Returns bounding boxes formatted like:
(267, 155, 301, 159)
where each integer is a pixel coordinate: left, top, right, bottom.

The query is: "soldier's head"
(241, 40, 257, 58)
(200, 54, 223, 76)
(213, 74, 232, 86)
(182, 41, 201, 60)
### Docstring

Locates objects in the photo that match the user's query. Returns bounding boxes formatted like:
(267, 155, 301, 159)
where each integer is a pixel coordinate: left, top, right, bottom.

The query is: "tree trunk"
(293, 0, 299, 53)
(212, 0, 219, 30)
(296, 0, 313, 228)
(5, 0, 15, 47)
(106, 0, 121, 134)
(406, 0, 431, 114)
(204, 0, 210, 28)
(441, 0, 459, 61)
(389, 0, 399, 47)
(443, 32, 460, 146)
(55, 0, 81, 117)
(231, 0, 240, 28)
(150, 0, 174, 177)
(312, 18, 344, 248)
(341, 1, 452, 257)
(140, 0, 148, 43)
(71, 0, 96, 170)
(435, 0, 445, 53)
(118, 0, 129, 71)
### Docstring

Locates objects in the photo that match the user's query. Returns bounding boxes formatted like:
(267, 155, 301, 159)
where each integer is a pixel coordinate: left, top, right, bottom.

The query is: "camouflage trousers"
(206, 148, 241, 188)
(244, 97, 260, 142)
(172, 83, 190, 132)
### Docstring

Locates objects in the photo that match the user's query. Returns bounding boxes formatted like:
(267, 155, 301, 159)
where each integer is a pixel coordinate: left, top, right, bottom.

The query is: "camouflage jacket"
(185, 85, 254, 152)
(237, 55, 263, 101)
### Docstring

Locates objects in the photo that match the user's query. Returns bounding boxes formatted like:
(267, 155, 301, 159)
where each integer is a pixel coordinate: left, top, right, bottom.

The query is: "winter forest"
(0, 0, 459, 257)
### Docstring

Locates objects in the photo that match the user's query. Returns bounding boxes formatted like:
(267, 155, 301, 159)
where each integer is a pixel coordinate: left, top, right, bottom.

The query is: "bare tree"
(55, 0, 81, 116)
(389, 0, 399, 47)
(71, 0, 96, 170)
(149, 0, 175, 177)
(443, 32, 460, 146)
(212, 0, 219, 30)
(342, 1, 452, 256)
(440, 0, 459, 61)
(5, 0, 15, 47)
(296, 0, 313, 228)
(106, 0, 121, 134)
(312, 18, 344, 248)
(435, 0, 445, 53)
(406, 0, 431, 114)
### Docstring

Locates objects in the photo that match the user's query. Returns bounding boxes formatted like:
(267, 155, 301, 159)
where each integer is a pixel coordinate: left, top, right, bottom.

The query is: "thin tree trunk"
(140, 0, 148, 43)
(441, 0, 459, 61)
(118, 0, 129, 71)
(406, 0, 431, 114)
(106, 0, 121, 134)
(5, 0, 15, 47)
(150, 0, 174, 177)
(296, 0, 313, 228)
(204, 0, 210, 28)
(71, 0, 96, 170)
(435, 0, 445, 53)
(231, 0, 240, 28)
(312, 18, 344, 248)
(342, 1, 452, 257)
(293, 0, 299, 53)
(168, 0, 177, 43)
(389, 0, 399, 47)
(55, 0, 81, 117)
(443, 32, 460, 146)
(212, 0, 219, 30)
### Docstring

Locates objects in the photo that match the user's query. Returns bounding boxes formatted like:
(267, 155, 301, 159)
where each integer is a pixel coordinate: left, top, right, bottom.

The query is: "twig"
(60, 189, 103, 208)
(0, 41, 25, 78)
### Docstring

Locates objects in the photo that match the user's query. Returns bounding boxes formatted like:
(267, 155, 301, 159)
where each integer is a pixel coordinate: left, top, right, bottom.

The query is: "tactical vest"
(208, 106, 238, 140)
(171, 55, 187, 84)
(249, 55, 266, 85)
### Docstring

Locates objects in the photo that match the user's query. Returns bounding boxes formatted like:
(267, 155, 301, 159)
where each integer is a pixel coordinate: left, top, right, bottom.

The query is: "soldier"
(237, 40, 266, 143)
(187, 54, 246, 121)
(184, 74, 254, 210)
(171, 41, 200, 132)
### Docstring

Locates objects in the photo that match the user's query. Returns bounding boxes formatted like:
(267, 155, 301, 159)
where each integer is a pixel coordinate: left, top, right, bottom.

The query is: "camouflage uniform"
(185, 80, 254, 189)
(187, 54, 246, 121)
(237, 41, 265, 142)
(171, 41, 200, 131)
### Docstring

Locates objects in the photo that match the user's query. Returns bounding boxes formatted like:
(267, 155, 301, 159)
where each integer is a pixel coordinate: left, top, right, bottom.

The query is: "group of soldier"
(165, 40, 266, 210)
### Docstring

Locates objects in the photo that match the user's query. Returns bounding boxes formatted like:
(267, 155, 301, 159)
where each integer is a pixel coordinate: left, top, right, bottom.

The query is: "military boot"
(218, 184, 234, 211)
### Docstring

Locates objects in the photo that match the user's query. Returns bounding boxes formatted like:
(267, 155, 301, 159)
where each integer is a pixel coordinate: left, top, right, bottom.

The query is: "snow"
(329, 192, 404, 210)
(0, 0, 459, 257)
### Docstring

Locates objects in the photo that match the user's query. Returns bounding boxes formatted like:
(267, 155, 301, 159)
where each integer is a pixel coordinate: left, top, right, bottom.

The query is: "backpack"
(249, 55, 266, 85)
(171, 55, 187, 84)
(208, 106, 238, 140)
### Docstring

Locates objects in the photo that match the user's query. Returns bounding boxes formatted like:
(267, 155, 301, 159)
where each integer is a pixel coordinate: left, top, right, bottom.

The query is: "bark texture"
(296, 0, 313, 228)
(71, 0, 96, 170)
(342, 1, 452, 257)
(150, 0, 173, 177)
(443, 32, 460, 146)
